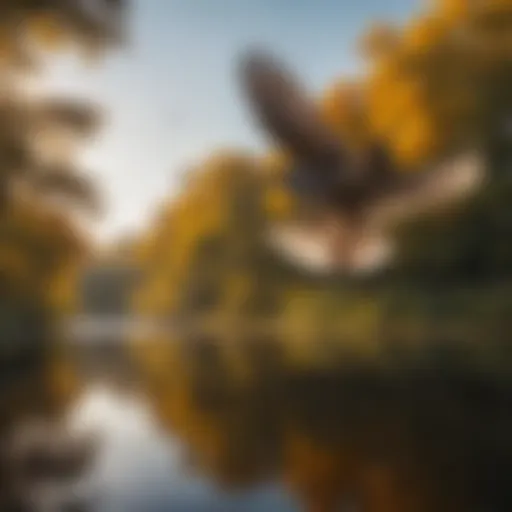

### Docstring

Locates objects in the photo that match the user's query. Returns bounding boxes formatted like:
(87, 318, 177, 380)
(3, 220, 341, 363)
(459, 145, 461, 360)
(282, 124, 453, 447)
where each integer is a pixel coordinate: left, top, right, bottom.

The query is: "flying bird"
(238, 49, 486, 275)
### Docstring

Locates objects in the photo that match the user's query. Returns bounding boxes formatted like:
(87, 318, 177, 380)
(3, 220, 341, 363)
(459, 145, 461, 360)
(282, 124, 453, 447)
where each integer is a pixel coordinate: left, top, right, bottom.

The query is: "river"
(65, 383, 299, 512)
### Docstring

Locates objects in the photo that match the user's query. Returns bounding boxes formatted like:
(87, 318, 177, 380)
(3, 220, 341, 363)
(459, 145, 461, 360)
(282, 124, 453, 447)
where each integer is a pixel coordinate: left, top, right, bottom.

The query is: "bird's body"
(239, 50, 486, 275)
(269, 151, 485, 274)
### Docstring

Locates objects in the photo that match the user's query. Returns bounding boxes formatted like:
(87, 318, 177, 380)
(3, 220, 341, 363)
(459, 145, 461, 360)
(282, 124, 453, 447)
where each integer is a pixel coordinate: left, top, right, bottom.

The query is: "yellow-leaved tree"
(0, 0, 128, 431)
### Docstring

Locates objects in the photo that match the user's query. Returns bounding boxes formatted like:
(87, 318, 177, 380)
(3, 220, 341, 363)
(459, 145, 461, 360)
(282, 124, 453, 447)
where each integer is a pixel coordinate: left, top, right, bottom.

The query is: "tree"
(0, 0, 127, 298)
(0, 0, 129, 467)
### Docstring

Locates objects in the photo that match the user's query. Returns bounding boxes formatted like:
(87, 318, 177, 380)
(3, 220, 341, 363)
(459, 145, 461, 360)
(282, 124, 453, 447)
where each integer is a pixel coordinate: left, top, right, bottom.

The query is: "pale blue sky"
(42, 0, 421, 242)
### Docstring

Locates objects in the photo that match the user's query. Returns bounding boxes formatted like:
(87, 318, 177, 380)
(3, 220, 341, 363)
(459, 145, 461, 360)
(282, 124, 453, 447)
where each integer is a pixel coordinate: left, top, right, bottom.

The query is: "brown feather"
(240, 50, 346, 170)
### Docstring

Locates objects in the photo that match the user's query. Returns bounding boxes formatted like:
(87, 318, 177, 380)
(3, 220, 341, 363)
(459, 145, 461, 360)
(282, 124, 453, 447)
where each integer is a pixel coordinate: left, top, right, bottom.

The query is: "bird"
(238, 49, 486, 276)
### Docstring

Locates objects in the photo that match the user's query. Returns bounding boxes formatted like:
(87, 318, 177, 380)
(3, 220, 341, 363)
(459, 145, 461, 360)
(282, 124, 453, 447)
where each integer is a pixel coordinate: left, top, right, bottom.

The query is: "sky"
(41, 0, 421, 243)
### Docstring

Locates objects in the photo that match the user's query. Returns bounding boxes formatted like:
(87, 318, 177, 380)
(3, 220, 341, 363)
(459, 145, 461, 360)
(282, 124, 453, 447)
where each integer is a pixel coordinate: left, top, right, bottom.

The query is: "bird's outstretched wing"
(366, 151, 486, 231)
(239, 50, 346, 172)
(265, 151, 485, 276)
(265, 221, 336, 274)
(239, 50, 403, 205)
(266, 217, 395, 276)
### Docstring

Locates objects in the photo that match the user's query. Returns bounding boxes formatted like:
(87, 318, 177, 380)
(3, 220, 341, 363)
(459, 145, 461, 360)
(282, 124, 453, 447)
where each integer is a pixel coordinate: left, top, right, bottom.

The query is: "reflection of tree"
(145, 336, 512, 512)
(148, 336, 285, 488)
(1, 418, 98, 511)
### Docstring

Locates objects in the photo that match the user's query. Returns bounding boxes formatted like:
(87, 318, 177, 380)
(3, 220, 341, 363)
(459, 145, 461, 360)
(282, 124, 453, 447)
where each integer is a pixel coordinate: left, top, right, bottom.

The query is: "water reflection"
(10, 330, 510, 512)
(67, 384, 298, 512)
(136, 336, 512, 512)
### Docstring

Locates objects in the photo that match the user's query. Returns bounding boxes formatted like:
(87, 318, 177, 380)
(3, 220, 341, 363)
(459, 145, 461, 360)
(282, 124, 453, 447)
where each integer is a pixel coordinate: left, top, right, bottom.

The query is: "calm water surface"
(66, 384, 298, 512)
